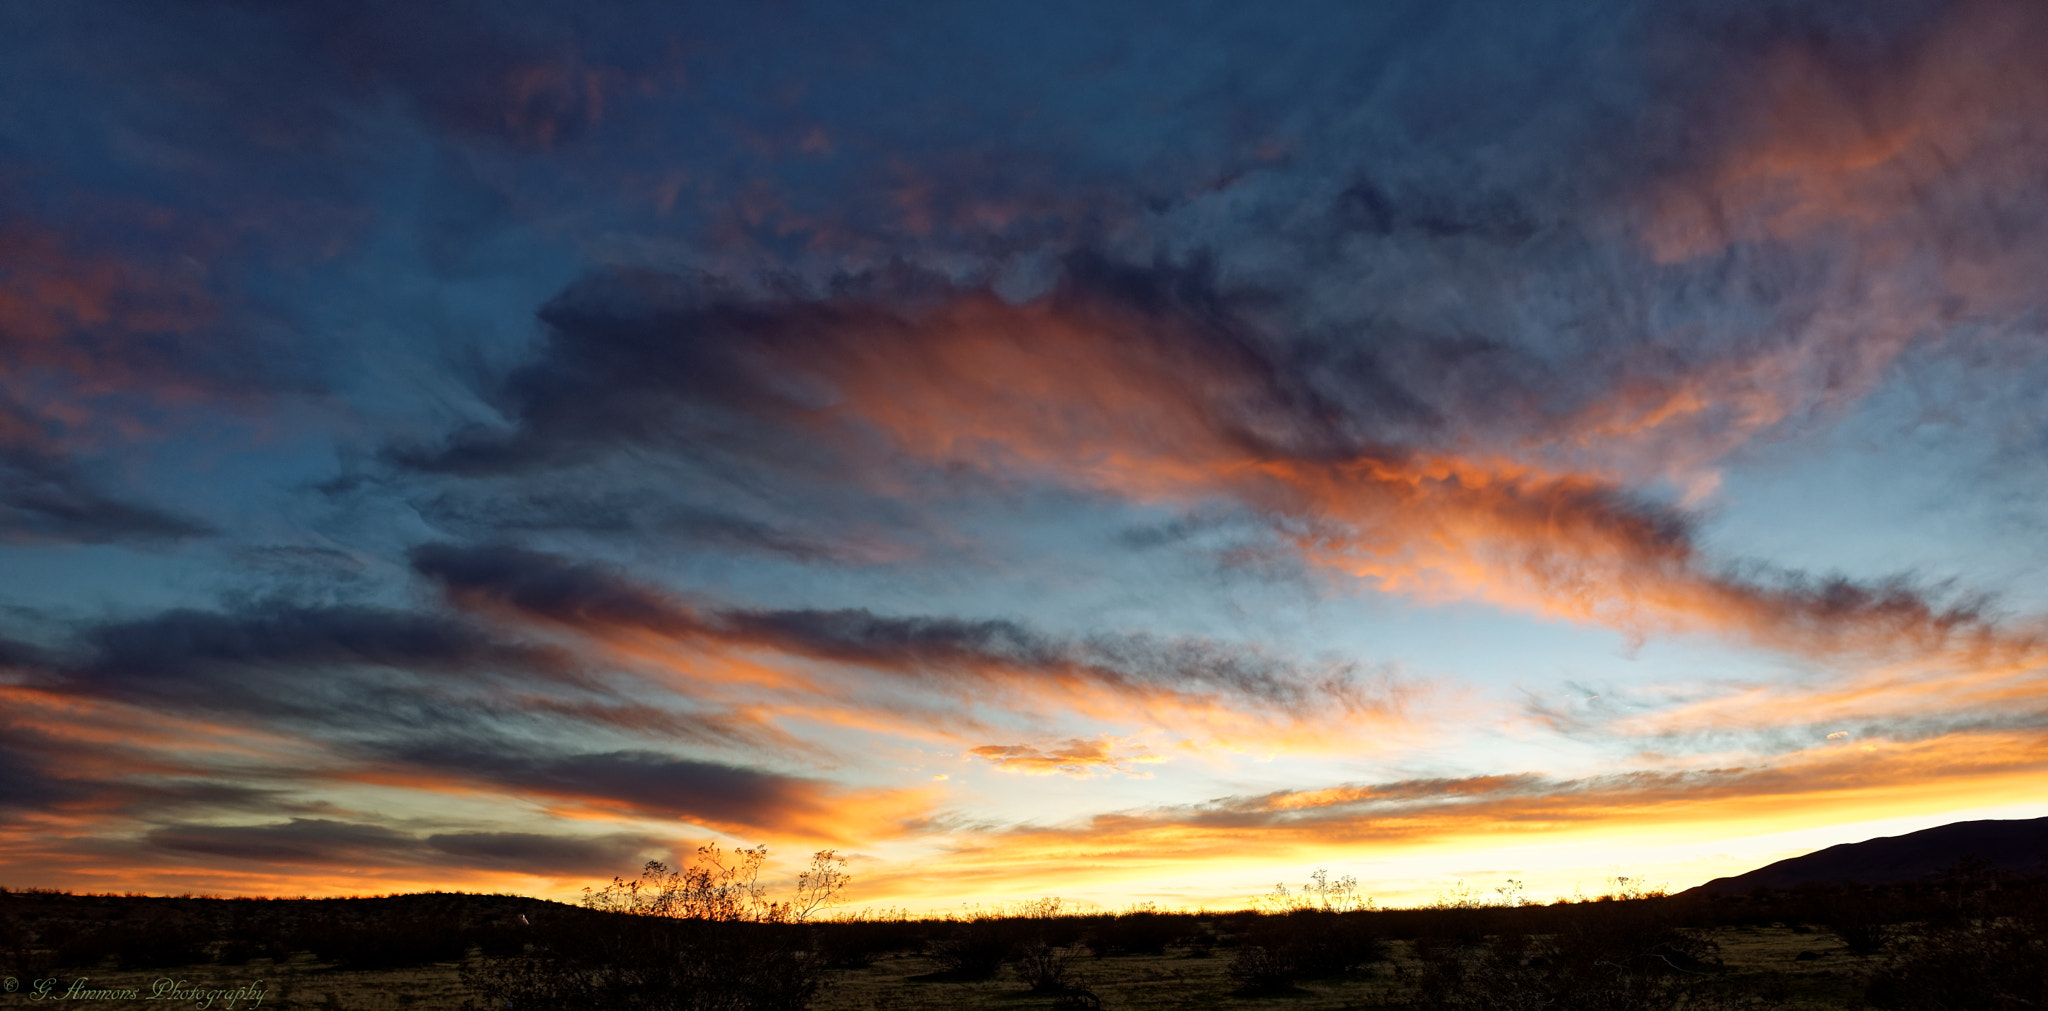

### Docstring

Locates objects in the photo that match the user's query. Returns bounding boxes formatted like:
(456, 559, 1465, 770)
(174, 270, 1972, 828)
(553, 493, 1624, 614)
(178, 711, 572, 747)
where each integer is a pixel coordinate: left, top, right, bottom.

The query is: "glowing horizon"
(4, 0, 2048, 919)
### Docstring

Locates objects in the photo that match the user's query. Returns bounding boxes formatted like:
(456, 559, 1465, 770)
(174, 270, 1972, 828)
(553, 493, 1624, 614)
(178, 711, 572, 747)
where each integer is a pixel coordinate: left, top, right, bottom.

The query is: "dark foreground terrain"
(3, 864, 2045, 1010)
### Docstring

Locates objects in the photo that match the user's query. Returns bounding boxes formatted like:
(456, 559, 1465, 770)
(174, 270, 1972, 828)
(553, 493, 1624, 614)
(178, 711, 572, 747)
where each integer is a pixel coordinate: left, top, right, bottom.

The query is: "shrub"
(1257, 869, 1375, 914)
(464, 913, 823, 1011)
(462, 845, 846, 1011)
(113, 921, 208, 969)
(815, 910, 912, 968)
(1864, 890, 2048, 1009)
(1404, 896, 1744, 1011)
(1083, 907, 1189, 957)
(1015, 937, 1075, 993)
(470, 920, 530, 959)
(1228, 941, 1298, 994)
(1015, 897, 1085, 948)
(1824, 890, 1898, 957)
(1226, 909, 1385, 994)
(1050, 990, 1103, 1011)
(0, 907, 54, 978)
(41, 918, 209, 971)
(927, 916, 1017, 978)
(300, 914, 470, 969)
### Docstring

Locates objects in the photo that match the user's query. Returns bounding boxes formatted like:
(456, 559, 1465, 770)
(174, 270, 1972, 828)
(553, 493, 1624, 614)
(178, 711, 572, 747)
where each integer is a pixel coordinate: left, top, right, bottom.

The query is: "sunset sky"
(4, 0, 2048, 912)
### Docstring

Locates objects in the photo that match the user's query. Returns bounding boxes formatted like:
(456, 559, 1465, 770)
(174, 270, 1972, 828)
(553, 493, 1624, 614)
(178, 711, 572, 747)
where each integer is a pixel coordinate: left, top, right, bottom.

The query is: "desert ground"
(0, 923, 1886, 1010)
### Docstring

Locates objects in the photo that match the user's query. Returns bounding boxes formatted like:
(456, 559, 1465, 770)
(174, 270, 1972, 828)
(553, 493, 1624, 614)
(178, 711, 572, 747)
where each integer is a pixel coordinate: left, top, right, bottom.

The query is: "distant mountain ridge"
(1689, 816, 2048, 894)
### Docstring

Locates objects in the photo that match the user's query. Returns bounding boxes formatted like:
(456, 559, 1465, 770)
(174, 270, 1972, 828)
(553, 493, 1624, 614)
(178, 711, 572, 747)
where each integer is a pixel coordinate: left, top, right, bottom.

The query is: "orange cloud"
(412, 542, 1413, 754)
(967, 738, 1165, 778)
(0, 213, 221, 397)
(846, 725, 2048, 908)
(1645, 0, 2048, 265)
(1594, 0, 2048, 475)
(803, 302, 2034, 672)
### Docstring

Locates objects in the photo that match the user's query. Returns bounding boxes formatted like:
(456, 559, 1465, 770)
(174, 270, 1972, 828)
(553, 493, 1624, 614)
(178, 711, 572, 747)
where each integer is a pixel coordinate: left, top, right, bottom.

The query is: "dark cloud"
(410, 487, 852, 562)
(0, 591, 799, 805)
(0, 592, 847, 838)
(718, 607, 1369, 711)
(382, 256, 1378, 477)
(0, 734, 92, 812)
(0, 438, 212, 545)
(148, 818, 418, 866)
(425, 830, 664, 877)
(58, 602, 576, 710)
(389, 741, 833, 831)
(411, 541, 704, 638)
(144, 818, 663, 876)
(411, 541, 1388, 712)
(0, 634, 45, 671)
(0, 710, 296, 818)
(380, 270, 897, 476)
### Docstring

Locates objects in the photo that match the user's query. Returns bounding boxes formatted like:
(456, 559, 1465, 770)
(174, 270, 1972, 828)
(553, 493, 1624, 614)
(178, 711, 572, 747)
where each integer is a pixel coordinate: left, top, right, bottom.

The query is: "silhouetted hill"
(1689, 816, 2048, 894)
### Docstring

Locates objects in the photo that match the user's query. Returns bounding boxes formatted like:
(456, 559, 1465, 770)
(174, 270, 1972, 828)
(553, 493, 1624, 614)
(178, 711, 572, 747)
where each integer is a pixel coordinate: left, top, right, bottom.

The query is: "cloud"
(148, 818, 419, 866)
(409, 540, 1395, 717)
(389, 256, 2041, 683)
(821, 727, 2048, 907)
(0, 202, 314, 544)
(384, 742, 839, 832)
(967, 738, 1163, 778)
(0, 398, 212, 545)
(424, 830, 666, 876)
(44, 602, 581, 720)
(884, 726, 2048, 896)
(0, 687, 301, 820)
(0, 448, 211, 544)
(0, 599, 921, 860)
(0, 598, 809, 824)
(0, 731, 95, 812)
(143, 818, 667, 876)
(410, 488, 853, 562)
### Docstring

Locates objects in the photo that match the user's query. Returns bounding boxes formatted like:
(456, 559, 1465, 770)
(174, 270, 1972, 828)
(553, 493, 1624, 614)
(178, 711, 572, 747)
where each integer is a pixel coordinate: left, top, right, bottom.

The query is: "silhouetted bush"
(470, 920, 530, 959)
(1225, 909, 1385, 993)
(464, 912, 823, 1011)
(1002, 897, 1087, 994)
(1083, 908, 1188, 956)
(1015, 938, 1076, 992)
(814, 913, 913, 968)
(1403, 894, 1752, 1011)
(300, 914, 470, 969)
(1824, 889, 1899, 957)
(1050, 989, 1103, 1010)
(110, 920, 211, 969)
(1227, 939, 1298, 994)
(45, 921, 113, 969)
(1015, 897, 1085, 948)
(462, 846, 845, 1011)
(927, 915, 1017, 978)
(213, 937, 259, 965)
(1863, 873, 2048, 1010)
(0, 905, 54, 978)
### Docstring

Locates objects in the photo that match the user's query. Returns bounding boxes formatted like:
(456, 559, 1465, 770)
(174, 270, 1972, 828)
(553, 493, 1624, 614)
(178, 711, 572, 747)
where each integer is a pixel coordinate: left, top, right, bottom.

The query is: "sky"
(3, 0, 2048, 912)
